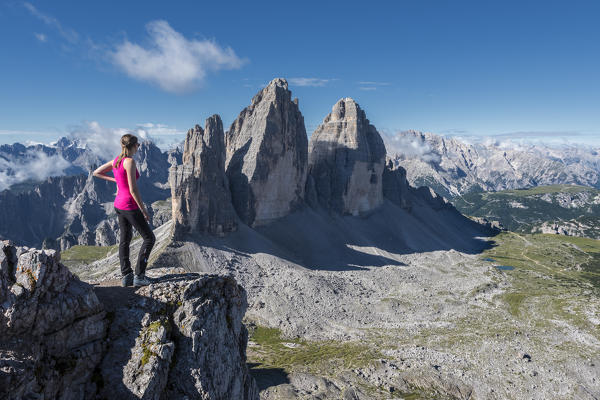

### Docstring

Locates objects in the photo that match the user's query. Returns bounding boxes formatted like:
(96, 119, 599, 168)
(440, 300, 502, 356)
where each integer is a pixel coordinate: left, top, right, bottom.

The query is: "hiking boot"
(133, 274, 153, 287)
(121, 272, 133, 287)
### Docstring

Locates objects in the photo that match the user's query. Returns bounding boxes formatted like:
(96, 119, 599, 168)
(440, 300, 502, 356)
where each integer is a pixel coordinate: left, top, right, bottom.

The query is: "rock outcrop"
(382, 160, 413, 210)
(226, 78, 308, 226)
(98, 275, 258, 400)
(0, 240, 107, 400)
(308, 98, 386, 216)
(383, 160, 456, 212)
(0, 240, 259, 400)
(170, 115, 238, 237)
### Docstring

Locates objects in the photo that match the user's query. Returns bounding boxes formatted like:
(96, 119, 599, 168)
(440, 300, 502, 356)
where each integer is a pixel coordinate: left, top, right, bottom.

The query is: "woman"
(93, 134, 155, 287)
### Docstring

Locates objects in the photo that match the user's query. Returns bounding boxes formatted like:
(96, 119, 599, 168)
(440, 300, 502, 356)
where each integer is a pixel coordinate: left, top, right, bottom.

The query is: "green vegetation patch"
(248, 325, 381, 374)
(61, 244, 117, 265)
(482, 232, 600, 331)
(452, 185, 600, 238)
(496, 184, 591, 196)
(152, 198, 172, 208)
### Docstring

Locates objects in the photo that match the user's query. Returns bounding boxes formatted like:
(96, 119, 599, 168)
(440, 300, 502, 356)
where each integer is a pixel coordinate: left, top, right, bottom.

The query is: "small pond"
(495, 265, 515, 271)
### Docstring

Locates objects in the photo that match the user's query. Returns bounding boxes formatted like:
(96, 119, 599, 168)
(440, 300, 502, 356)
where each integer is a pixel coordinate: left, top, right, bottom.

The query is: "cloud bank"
(383, 132, 441, 163)
(111, 20, 244, 93)
(0, 151, 71, 191)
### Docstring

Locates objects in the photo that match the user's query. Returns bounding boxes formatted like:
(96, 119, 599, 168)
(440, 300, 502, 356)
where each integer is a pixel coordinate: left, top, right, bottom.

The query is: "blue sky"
(1, 0, 599, 147)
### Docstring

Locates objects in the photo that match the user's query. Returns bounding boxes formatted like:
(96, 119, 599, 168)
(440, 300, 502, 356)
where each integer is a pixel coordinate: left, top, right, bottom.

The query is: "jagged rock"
(225, 78, 308, 226)
(98, 275, 259, 400)
(171, 115, 238, 237)
(150, 198, 173, 228)
(308, 98, 386, 216)
(0, 240, 107, 400)
(95, 218, 119, 246)
(471, 217, 504, 232)
(383, 159, 453, 212)
(382, 160, 412, 210)
(1, 240, 259, 400)
(413, 186, 450, 211)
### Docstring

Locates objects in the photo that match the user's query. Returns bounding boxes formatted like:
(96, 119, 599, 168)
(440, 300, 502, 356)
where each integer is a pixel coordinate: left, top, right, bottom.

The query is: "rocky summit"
(170, 115, 238, 238)
(308, 98, 386, 216)
(0, 240, 258, 400)
(225, 78, 308, 227)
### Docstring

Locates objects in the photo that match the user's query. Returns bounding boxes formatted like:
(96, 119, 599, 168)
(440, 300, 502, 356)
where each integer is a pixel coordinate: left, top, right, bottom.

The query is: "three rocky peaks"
(170, 78, 442, 238)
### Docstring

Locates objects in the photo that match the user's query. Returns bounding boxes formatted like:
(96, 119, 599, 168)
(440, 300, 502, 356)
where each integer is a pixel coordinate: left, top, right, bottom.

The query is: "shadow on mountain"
(170, 200, 496, 272)
(92, 285, 166, 399)
(247, 364, 290, 391)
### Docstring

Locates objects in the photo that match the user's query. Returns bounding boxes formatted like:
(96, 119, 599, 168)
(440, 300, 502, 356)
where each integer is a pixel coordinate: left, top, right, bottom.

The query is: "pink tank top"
(113, 156, 140, 210)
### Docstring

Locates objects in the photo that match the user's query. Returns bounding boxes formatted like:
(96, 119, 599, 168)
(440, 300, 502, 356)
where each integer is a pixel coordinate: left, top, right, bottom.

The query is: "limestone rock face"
(226, 78, 308, 226)
(170, 115, 238, 238)
(308, 98, 386, 216)
(98, 275, 259, 400)
(382, 160, 413, 210)
(383, 159, 453, 211)
(1, 240, 259, 400)
(0, 240, 107, 400)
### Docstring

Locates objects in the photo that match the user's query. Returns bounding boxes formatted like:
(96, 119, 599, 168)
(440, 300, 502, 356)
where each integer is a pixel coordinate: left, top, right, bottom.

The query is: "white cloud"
(383, 132, 441, 163)
(288, 78, 331, 87)
(23, 2, 78, 43)
(134, 123, 186, 150)
(111, 20, 244, 93)
(357, 81, 390, 86)
(67, 121, 130, 161)
(0, 150, 70, 191)
(357, 81, 390, 91)
(67, 121, 185, 155)
(34, 32, 47, 42)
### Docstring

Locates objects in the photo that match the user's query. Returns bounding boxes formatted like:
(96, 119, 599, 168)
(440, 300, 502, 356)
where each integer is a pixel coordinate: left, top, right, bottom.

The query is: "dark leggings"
(115, 207, 156, 276)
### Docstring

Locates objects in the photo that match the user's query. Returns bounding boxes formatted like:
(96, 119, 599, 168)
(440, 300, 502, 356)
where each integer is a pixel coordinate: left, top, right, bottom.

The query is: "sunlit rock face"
(308, 98, 386, 216)
(225, 78, 308, 227)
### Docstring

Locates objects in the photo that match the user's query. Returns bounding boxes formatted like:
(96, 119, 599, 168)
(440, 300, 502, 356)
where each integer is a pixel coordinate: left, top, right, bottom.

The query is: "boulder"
(225, 78, 308, 226)
(0, 240, 259, 400)
(170, 115, 238, 237)
(308, 98, 386, 216)
(98, 275, 259, 400)
(0, 240, 107, 400)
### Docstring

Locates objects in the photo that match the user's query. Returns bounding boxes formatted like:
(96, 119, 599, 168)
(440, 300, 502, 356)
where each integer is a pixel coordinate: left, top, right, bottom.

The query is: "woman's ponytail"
(115, 134, 138, 168)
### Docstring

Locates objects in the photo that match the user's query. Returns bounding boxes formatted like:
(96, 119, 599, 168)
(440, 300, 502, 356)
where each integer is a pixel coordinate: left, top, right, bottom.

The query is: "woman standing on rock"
(92, 134, 155, 287)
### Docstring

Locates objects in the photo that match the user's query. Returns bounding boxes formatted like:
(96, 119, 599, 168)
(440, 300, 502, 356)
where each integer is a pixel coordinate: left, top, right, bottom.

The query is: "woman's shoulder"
(122, 157, 136, 169)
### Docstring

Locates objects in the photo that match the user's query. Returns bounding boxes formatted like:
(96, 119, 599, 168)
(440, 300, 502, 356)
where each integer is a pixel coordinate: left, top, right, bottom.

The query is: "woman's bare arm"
(123, 158, 149, 221)
(92, 160, 116, 183)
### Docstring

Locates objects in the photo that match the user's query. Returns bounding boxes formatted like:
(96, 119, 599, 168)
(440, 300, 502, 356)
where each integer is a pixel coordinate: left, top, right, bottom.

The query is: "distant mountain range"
(0, 137, 180, 249)
(386, 130, 600, 198)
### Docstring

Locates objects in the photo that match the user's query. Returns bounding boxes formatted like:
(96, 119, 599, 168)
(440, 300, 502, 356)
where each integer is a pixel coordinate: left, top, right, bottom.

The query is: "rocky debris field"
(83, 206, 600, 399)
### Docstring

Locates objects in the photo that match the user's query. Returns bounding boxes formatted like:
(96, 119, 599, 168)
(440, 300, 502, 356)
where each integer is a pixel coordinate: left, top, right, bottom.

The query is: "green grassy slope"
(452, 185, 600, 238)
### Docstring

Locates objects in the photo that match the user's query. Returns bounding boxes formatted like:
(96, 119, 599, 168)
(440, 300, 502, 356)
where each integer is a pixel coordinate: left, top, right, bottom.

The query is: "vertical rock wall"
(225, 78, 308, 226)
(170, 115, 238, 238)
(308, 98, 386, 216)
